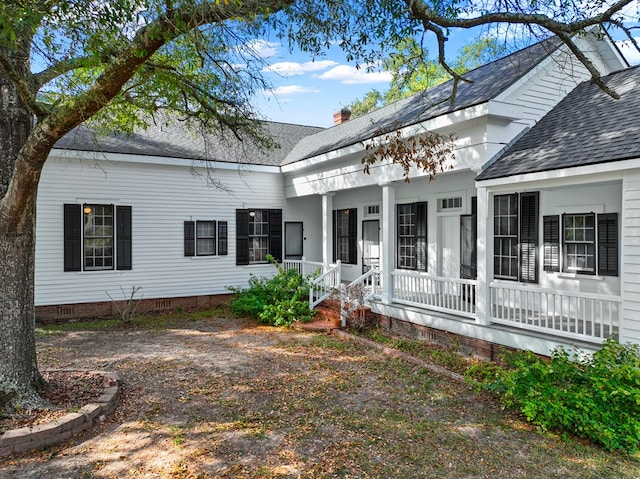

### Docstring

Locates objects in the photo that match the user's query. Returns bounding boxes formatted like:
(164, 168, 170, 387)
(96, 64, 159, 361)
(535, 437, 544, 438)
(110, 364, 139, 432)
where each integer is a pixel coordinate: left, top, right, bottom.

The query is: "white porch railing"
(489, 282, 620, 343)
(346, 268, 382, 302)
(309, 261, 342, 308)
(392, 271, 477, 319)
(282, 258, 324, 278)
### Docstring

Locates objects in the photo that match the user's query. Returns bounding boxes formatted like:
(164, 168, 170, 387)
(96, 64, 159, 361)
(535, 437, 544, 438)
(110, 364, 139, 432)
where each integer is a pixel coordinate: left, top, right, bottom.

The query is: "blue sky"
(250, 29, 640, 128)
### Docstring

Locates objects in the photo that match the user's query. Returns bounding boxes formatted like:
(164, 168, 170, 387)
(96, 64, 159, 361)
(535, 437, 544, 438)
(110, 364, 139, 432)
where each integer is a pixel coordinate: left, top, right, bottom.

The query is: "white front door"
(439, 215, 460, 277)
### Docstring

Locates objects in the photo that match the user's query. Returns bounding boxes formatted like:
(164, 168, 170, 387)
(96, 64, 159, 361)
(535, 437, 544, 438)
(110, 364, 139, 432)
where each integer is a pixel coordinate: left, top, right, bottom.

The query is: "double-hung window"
(333, 208, 357, 264)
(64, 203, 132, 272)
(396, 201, 427, 271)
(236, 209, 282, 264)
(493, 192, 538, 282)
(543, 212, 618, 276)
(184, 220, 228, 257)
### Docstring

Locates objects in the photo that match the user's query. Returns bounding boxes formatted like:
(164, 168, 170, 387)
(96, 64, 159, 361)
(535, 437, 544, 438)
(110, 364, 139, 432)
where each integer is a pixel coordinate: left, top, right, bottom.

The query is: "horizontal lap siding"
(35, 156, 284, 306)
(622, 170, 640, 344)
(499, 57, 591, 126)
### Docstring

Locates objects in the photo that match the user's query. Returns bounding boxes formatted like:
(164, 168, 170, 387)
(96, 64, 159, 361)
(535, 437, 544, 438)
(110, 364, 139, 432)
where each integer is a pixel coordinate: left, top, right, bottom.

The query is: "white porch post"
(322, 193, 334, 270)
(475, 186, 490, 325)
(380, 182, 396, 305)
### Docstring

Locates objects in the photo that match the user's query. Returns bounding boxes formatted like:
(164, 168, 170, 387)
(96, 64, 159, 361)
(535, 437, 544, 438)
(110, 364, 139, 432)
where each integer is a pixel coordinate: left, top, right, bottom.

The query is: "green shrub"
(465, 338, 640, 453)
(229, 256, 315, 326)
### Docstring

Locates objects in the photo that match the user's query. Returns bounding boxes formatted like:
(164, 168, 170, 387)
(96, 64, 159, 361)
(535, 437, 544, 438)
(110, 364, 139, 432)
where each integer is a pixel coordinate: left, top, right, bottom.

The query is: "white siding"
(621, 169, 640, 343)
(35, 155, 285, 306)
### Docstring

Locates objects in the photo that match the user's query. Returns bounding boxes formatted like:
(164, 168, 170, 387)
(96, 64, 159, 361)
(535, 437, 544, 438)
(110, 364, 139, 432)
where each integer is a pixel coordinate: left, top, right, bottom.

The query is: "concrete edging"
(331, 329, 465, 383)
(0, 370, 121, 457)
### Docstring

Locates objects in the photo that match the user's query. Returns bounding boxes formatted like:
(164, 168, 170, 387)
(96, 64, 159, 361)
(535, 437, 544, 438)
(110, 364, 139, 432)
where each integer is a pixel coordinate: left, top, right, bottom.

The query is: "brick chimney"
(333, 108, 351, 125)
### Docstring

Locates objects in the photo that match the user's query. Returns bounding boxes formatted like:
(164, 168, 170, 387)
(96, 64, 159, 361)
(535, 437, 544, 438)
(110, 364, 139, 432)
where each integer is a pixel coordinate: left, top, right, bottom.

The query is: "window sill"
(553, 272, 605, 281)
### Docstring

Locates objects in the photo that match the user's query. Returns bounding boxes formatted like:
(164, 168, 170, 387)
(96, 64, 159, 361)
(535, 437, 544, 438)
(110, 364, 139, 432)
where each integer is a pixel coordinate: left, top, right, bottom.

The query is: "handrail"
(309, 261, 341, 309)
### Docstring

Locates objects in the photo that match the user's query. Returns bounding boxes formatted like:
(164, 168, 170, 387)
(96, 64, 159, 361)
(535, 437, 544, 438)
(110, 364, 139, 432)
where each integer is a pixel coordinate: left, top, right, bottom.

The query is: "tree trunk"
(0, 64, 45, 409)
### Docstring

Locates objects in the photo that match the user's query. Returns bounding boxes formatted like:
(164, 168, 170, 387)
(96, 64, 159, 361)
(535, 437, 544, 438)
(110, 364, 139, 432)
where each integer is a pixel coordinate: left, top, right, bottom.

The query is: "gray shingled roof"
(476, 65, 640, 181)
(281, 38, 561, 165)
(55, 119, 324, 166)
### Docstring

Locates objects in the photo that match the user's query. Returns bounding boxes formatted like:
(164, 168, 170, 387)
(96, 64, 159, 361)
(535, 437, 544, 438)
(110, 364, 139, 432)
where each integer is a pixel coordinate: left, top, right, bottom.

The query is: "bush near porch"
(229, 255, 315, 327)
(466, 338, 640, 453)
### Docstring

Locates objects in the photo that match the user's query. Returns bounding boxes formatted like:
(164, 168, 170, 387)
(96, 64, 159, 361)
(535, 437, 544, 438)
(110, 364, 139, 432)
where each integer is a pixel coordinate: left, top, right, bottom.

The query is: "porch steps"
(295, 300, 342, 332)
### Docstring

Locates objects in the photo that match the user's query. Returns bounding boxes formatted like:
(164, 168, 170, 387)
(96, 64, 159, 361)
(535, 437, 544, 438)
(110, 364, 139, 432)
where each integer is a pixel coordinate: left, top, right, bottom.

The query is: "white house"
(35, 31, 635, 357)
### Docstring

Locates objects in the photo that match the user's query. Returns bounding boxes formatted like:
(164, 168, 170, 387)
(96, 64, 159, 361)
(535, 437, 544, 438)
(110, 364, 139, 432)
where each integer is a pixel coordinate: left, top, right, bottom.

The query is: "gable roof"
(282, 37, 562, 165)
(54, 119, 324, 167)
(476, 65, 640, 181)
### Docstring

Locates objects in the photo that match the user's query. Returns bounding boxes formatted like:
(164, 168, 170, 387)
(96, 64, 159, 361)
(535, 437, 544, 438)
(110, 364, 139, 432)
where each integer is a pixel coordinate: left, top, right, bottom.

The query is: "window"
(543, 212, 618, 276)
(333, 208, 357, 264)
(184, 220, 228, 257)
(249, 210, 269, 262)
(396, 201, 427, 271)
(236, 209, 282, 265)
(564, 214, 595, 273)
(365, 204, 380, 217)
(64, 203, 131, 272)
(438, 196, 462, 212)
(493, 192, 538, 282)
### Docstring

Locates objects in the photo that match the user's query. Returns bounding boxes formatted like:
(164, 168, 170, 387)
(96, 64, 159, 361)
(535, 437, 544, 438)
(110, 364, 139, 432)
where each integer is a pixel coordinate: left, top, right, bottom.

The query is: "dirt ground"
(1, 315, 638, 478)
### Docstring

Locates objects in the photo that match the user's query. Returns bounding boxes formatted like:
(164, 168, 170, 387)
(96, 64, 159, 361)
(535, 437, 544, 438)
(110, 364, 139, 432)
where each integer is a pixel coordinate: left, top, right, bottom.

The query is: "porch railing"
(489, 282, 620, 343)
(309, 261, 341, 308)
(347, 267, 382, 303)
(392, 271, 477, 319)
(282, 258, 324, 278)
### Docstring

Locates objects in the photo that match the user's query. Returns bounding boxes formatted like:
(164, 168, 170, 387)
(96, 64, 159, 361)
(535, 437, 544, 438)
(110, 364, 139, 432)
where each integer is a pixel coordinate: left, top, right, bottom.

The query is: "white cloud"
(267, 85, 321, 96)
(245, 39, 280, 59)
(263, 60, 339, 76)
(617, 39, 640, 66)
(315, 65, 393, 84)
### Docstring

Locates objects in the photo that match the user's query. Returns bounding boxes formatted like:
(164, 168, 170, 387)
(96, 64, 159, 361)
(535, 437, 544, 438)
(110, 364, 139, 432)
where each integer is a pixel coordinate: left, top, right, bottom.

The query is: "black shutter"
(116, 206, 132, 270)
(519, 192, 538, 283)
(347, 208, 357, 265)
(543, 215, 560, 272)
(218, 221, 228, 256)
(460, 214, 477, 279)
(598, 213, 618, 276)
(268, 209, 283, 262)
(63, 204, 82, 272)
(236, 210, 249, 265)
(184, 221, 195, 257)
(415, 201, 428, 271)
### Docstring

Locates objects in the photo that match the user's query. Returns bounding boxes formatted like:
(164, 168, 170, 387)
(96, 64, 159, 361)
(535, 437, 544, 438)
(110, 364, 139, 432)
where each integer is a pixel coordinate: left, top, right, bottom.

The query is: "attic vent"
(365, 204, 380, 217)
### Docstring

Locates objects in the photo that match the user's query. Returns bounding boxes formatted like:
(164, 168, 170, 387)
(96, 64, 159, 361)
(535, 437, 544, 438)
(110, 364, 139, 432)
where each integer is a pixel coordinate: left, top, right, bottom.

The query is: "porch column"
(380, 182, 396, 305)
(322, 193, 334, 270)
(475, 186, 490, 325)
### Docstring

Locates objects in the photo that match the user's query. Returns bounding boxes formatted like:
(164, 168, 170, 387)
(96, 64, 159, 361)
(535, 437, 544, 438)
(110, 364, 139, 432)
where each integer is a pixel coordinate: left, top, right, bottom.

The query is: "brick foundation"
(35, 293, 232, 324)
(370, 312, 518, 361)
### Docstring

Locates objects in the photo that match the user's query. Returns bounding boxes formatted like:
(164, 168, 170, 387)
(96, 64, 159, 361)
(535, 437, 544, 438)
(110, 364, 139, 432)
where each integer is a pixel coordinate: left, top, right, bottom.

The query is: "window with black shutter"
(184, 220, 226, 257)
(236, 209, 282, 264)
(64, 203, 132, 272)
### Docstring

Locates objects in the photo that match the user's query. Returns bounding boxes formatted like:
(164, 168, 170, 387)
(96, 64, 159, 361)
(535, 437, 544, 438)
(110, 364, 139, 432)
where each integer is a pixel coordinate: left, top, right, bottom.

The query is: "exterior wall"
(35, 154, 285, 309)
(487, 178, 623, 297)
(621, 169, 640, 343)
(284, 195, 323, 262)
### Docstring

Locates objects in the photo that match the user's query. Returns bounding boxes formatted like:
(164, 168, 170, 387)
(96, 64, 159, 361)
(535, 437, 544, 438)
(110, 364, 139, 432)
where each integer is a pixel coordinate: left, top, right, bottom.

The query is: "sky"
(249, 29, 640, 128)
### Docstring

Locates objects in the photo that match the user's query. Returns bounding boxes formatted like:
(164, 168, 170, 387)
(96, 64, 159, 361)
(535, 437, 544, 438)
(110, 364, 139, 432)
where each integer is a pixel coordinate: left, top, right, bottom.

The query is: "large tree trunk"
(0, 64, 45, 409)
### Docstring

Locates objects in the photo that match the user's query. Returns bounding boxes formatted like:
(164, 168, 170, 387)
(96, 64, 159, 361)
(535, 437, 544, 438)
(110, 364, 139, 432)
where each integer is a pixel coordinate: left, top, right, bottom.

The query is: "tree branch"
(0, 50, 45, 117)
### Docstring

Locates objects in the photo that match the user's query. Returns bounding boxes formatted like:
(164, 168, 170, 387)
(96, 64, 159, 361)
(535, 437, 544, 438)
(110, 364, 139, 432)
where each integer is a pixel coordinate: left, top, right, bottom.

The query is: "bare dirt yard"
(1, 313, 639, 478)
